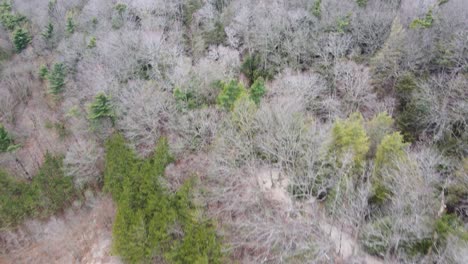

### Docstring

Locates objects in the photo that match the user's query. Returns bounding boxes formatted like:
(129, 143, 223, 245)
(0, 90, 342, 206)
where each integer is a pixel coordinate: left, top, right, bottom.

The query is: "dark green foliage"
(0, 123, 12, 152)
(112, 3, 127, 29)
(12, 27, 31, 52)
(114, 3, 127, 15)
(438, 0, 449, 5)
(311, 0, 321, 18)
(38, 64, 49, 80)
(395, 74, 417, 111)
(88, 93, 114, 122)
(404, 238, 433, 256)
(0, 1, 26, 31)
(436, 121, 467, 158)
(336, 14, 351, 33)
(434, 214, 468, 242)
(174, 88, 199, 110)
(249, 77, 266, 105)
(0, 154, 76, 228)
(217, 80, 246, 110)
(105, 135, 222, 263)
(45, 120, 69, 139)
(394, 74, 430, 142)
(41, 22, 54, 41)
(204, 21, 227, 46)
(356, 0, 368, 8)
(360, 218, 392, 257)
(88, 36, 96, 48)
(103, 134, 135, 200)
(48, 63, 66, 95)
(397, 97, 430, 142)
(167, 219, 222, 264)
(240, 53, 273, 84)
(182, 0, 202, 27)
(410, 9, 434, 29)
(66, 13, 75, 35)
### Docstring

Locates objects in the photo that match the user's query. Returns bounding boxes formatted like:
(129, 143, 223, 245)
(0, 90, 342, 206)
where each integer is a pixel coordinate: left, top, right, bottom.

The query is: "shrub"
(204, 21, 227, 46)
(0, 123, 12, 152)
(12, 27, 31, 52)
(217, 80, 247, 110)
(360, 217, 392, 257)
(88, 36, 96, 48)
(38, 64, 48, 80)
(356, 0, 368, 8)
(434, 214, 468, 242)
(88, 93, 114, 122)
(336, 14, 351, 33)
(410, 9, 434, 29)
(0, 1, 26, 31)
(240, 53, 273, 84)
(249, 77, 266, 105)
(311, 0, 321, 18)
(174, 87, 199, 110)
(65, 12, 75, 35)
(112, 3, 127, 29)
(48, 63, 66, 95)
(0, 154, 76, 228)
(41, 22, 53, 41)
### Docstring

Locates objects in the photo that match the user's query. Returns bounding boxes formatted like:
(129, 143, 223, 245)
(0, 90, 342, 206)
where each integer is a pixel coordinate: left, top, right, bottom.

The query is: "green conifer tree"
(12, 27, 31, 52)
(38, 65, 49, 80)
(249, 77, 266, 105)
(42, 22, 53, 41)
(48, 63, 66, 95)
(88, 93, 114, 122)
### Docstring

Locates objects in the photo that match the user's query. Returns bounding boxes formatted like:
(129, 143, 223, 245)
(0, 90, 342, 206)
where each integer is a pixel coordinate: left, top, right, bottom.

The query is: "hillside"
(0, 0, 467, 263)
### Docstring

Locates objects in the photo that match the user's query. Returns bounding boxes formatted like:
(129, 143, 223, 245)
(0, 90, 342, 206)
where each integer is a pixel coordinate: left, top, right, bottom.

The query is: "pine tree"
(312, 0, 321, 18)
(48, 63, 66, 95)
(331, 112, 370, 169)
(65, 13, 75, 35)
(217, 80, 247, 110)
(88, 93, 114, 122)
(38, 65, 49, 80)
(249, 77, 266, 105)
(41, 22, 53, 41)
(12, 27, 31, 52)
(88, 36, 96, 48)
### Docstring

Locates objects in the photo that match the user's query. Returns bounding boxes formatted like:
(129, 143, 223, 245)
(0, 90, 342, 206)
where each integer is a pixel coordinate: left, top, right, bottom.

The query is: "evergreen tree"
(65, 13, 75, 35)
(217, 80, 247, 110)
(356, 0, 368, 8)
(12, 27, 31, 52)
(331, 112, 370, 169)
(88, 93, 114, 122)
(41, 22, 53, 41)
(38, 65, 48, 80)
(48, 63, 66, 95)
(312, 0, 321, 18)
(88, 36, 96, 48)
(371, 132, 409, 204)
(249, 77, 266, 105)
(103, 134, 135, 200)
